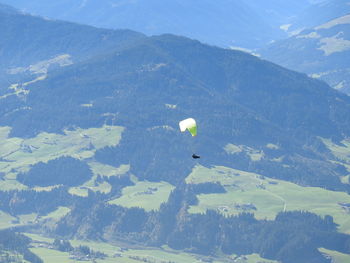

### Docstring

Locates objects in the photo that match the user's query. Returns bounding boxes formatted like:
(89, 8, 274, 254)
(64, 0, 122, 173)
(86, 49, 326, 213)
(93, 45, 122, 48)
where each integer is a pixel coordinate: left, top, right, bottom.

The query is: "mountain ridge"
(0, 6, 145, 69)
(260, 12, 350, 94)
(0, 0, 287, 49)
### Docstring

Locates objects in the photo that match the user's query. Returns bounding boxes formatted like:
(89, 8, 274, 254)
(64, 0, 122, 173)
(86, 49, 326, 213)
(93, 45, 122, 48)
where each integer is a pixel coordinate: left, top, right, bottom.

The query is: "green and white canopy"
(179, 118, 197, 136)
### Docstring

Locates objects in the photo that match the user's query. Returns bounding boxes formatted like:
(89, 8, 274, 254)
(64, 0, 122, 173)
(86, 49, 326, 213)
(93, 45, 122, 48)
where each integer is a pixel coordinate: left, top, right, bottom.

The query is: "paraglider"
(179, 118, 200, 159)
(192, 153, 200, 159)
(179, 118, 197, 136)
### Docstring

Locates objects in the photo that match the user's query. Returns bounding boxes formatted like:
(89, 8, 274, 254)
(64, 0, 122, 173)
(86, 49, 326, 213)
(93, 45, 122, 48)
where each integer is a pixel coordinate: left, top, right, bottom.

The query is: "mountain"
(0, 2, 144, 100)
(0, 2, 17, 13)
(285, 0, 350, 34)
(5, 32, 350, 187)
(260, 14, 350, 94)
(0, 4, 144, 69)
(3, 0, 347, 50)
(1, 6, 350, 263)
(7, 0, 344, 50)
(0, 0, 289, 49)
(245, 0, 314, 27)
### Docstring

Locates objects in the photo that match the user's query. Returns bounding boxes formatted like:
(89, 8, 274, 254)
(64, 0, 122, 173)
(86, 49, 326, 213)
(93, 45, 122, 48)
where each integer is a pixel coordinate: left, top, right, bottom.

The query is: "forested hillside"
(0, 230, 42, 263)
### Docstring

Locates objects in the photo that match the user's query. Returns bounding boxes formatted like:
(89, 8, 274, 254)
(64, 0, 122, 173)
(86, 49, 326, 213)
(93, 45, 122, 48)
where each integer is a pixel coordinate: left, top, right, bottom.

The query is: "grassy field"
(69, 176, 112, 197)
(0, 125, 124, 191)
(26, 233, 212, 263)
(0, 125, 127, 229)
(108, 181, 175, 211)
(0, 206, 70, 230)
(321, 137, 350, 184)
(319, 248, 350, 263)
(29, 248, 75, 263)
(186, 165, 350, 234)
(68, 163, 130, 197)
(28, 244, 205, 263)
(0, 210, 41, 230)
(321, 137, 350, 166)
(41, 206, 71, 221)
(26, 233, 276, 263)
(88, 162, 130, 178)
(232, 254, 277, 263)
(0, 210, 16, 229)
(18, 213, 38, 224)
(224, 143, 264, 161)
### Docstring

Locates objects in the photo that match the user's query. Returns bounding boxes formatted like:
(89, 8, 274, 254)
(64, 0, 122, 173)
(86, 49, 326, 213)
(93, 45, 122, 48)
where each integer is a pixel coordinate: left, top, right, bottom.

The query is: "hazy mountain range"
(0, 3, 350, 263)
(0, 0, 318, 49)
(260, 0, 350, 94)
(1, 0, 349, 97)
(284, 0, 350, 34)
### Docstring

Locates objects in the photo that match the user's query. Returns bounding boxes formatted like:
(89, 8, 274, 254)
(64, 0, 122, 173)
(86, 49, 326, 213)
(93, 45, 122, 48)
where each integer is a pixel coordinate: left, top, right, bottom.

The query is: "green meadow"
(88, 162, 130, 178)
(321, 137, 350, 163)
(319, 248, 350, 263)
(0, 211, 38, 230)
(1, 127, 350, 262)
(0, 125, 127, 229)
(68, 176, 112, 197)
(0, 210, 40, 230)
(26, 233, 276, 263)
(0, 206, 70, 230)
(41, 206, 71, 221)
(68, 163, 130, 197)
(233, 254, 277, 263)
(321, 137, 350, 184)
(186, 165, 350, 234)
(29, 248, 75, 263)
(224, 143, 265, 161)
(0, 125, 124, 191)
(0, 211, 16, 229)
(108, 181, 175, 211)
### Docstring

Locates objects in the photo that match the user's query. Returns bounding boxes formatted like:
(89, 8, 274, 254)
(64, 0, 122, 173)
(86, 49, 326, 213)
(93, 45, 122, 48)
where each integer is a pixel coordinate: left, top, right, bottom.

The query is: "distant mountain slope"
(0, 6, 144, 69)
(4, 0, 348, 50)
(0, 0, 287, 49)
(0, 5, 145, 103)
(0, 2, 17, 13)
(260, 14, 350, 94)
(245, 0, 313, 27)
(286, 0, 350, 34)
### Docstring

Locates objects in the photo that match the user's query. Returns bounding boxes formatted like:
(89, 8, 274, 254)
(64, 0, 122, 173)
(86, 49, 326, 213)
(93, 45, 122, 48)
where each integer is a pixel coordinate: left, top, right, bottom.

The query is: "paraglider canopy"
(179, 118, 197, 136)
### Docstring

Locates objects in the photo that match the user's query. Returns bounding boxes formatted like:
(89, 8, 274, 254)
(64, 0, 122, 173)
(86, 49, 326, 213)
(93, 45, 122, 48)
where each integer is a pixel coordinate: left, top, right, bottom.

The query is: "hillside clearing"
(108, 181, 175, 211)
(0, 125, 124, 191)
(186, 165, 350, 233)
(26, 233, 276, 263)
(319, 248, 350, 263)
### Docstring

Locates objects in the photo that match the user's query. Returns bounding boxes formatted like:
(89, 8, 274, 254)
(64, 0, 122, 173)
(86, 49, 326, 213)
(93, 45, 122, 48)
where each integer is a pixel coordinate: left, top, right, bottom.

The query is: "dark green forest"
(17, 157, 94, 187)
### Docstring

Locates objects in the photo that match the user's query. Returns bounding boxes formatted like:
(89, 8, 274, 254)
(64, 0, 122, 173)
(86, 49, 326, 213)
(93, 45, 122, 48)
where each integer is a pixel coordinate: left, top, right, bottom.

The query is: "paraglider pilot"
(179, 118, 200, 159)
